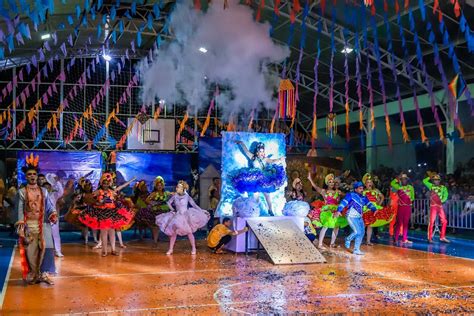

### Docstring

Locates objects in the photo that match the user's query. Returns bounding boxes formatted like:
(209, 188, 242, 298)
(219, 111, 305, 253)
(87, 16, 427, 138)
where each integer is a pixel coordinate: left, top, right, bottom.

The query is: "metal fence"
(411, 199, 474, 230)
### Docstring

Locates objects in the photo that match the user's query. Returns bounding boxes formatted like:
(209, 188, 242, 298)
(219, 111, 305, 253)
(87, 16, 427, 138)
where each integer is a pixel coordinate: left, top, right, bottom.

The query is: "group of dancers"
(15, 154, 209, 285)
(294, 170, 451, 255)
(14, 146, 451, 286)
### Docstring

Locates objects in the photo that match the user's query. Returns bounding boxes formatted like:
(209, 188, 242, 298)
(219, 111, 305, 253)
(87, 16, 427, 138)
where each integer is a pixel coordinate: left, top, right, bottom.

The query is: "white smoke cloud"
(138, 1, 290, 118)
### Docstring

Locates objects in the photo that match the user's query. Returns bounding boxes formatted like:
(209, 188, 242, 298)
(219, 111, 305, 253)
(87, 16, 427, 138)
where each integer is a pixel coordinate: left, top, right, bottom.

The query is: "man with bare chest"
(15, 154, 58, 285)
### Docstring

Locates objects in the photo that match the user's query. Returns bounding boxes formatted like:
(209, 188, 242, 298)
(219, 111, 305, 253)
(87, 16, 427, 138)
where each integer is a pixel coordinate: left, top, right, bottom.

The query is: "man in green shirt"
(423, 173, 449, 243)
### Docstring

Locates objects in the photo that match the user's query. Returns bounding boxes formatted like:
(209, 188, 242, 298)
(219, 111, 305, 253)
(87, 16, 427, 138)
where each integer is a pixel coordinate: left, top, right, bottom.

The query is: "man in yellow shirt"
(207, 217, 248, 254)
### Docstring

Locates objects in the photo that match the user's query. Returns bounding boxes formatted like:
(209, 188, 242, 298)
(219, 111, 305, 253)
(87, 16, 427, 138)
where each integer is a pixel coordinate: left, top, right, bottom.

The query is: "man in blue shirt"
(336, 181, 377, 255)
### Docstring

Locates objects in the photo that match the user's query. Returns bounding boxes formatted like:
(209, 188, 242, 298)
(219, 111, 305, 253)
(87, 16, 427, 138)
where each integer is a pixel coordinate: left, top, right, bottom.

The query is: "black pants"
(209, 235, 232, 252)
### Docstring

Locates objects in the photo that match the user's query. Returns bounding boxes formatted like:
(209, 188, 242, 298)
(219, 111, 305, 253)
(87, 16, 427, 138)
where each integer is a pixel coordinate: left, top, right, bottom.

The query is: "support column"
(446, 111, 455, 175)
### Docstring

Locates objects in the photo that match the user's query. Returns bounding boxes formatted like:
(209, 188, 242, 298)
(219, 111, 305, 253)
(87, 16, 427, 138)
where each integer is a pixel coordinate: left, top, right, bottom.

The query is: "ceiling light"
(159, 99, 165, 105)
(341, 47, 353, 54)
(41, 34, 51, 40)
(199, 47, 208, 53)
(103, 54, 112, 61)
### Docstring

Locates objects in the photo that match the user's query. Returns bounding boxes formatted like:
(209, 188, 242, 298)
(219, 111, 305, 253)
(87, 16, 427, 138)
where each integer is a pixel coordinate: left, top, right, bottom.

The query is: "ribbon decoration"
(293, 1, 309, 128)
(395, 11, 427, 143)
(329, 7, 336, 113)
(408, 9, 444, 140)
(201, 85, 219, 137)
(177, 111, 189, 140)
(437, 13, 474, 117)
(311, 17, 322, 148)
(384, 12, 409, 142)
(370, 17, 391, 148)
(343, 31, 350, 142)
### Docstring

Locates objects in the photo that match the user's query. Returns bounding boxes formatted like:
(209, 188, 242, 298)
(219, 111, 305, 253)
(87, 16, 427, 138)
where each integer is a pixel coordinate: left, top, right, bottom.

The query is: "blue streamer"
(110, 6, 116, 20)
(131, 1, 136, 15)
(419, 0, 425, 21)
(137, 31, 142, 47)
(75, 4, 81, 19)
(147, 13, 153, 30)
(67, 15, 73, 25)
(153, 3, 160, 19)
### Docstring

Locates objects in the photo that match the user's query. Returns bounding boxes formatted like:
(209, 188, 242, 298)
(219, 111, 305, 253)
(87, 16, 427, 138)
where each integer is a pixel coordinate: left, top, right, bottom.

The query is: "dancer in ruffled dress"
(282, 178, 310, 217)
(78, 173, 135, 256)
(134, 176, 170, 245)
(156, 180, 210, 255)
(361, 173, 395, 245)
(233, 141, 285, 216)
(307, 173, 347, 249)
(65, 177, 96, 245)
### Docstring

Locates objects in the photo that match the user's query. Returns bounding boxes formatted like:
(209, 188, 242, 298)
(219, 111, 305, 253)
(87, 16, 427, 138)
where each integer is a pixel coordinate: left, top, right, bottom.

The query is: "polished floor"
(2, 238, 474, 315)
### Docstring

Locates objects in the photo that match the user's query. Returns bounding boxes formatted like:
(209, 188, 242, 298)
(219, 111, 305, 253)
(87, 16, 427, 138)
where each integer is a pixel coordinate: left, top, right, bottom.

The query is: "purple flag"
(20, 92, 26, 104)
(68, 34, 73, 46)
(131, 40, 135, 53)
(26, 63, 31, 74)
(48, 58, 53, 71)
(19, 69, 24, 81)
(43, 66, 48, 78)
(60, 43, 67, 56)
(43, 94, 48, 104)
(6, 82, 12, 93)
(59, 71, 66, 81)
(47, 86, 52, 97)
(16, 32, 24, 45)
(39, 49, 45, 62)
(111, 71, 115, 82)
(25, 86, 30, 98)
(52, 82, 57, 94)
(125, 49, 129, 60)
(32, 55, 37, 67)
(121, 56, 125, 65)
(44, 41, 51, 51)
(32, 79, 36, 92)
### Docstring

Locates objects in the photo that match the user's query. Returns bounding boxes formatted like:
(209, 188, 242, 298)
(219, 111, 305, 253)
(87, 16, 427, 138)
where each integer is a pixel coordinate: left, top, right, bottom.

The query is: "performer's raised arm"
(307, 172, 323, 195)
(115, 177, 136, 193)
(234, 140, 253, 161)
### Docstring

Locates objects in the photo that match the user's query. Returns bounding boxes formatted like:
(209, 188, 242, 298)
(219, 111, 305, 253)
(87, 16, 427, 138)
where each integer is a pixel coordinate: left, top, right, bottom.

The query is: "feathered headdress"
(99, 172, 114, 185)
(324, 173, 335, 186)
(362, 173, 372, 186)
(22, 153, 40, 173)
(154, 176, 165, 187)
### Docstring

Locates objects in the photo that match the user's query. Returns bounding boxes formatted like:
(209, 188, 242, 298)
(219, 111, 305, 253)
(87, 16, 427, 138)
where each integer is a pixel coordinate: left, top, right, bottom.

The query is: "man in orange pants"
(388, 188, 403, 237)
(423, 173, 449, 243)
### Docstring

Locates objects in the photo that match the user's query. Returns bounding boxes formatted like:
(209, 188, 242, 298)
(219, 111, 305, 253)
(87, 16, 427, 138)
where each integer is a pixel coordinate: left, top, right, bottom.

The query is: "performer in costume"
(156, 180, 210, 255)
(145, 176, 170, 244)
(15, 154, 57, 285)
(232, 141, 285, 216)
(391, 173, 415, 244)
(361, 173, 395, 245)
(45, 173, 64, 257)
(132, 180, 150, 240)
(388, 187, 401, 237)
(78, 173, 135, 256)
(423, 173, 449, 243)
(282, 178, 310, 217)
(65, 177, 95, 245)
(307, 173, 347, 249)
(338, 181, 377, 255)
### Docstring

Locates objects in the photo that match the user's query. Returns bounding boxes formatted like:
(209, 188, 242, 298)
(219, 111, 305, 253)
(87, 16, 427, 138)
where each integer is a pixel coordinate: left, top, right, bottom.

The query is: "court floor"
(2, 238, 474, 315)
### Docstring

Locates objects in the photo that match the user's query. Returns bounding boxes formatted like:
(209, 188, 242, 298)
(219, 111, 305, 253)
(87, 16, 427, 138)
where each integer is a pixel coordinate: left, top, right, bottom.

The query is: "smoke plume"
(138, 1, 289, 118)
